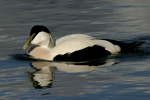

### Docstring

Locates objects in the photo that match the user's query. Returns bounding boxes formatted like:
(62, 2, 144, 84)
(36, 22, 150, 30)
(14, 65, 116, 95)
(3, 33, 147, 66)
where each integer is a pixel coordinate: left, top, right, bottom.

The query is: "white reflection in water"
(22, 58, 150, 97)
(25, 59, 117, 89)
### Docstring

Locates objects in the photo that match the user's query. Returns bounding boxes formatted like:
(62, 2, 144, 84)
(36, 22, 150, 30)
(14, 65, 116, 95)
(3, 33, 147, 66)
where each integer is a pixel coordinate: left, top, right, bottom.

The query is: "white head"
(23, 25, 55, 50)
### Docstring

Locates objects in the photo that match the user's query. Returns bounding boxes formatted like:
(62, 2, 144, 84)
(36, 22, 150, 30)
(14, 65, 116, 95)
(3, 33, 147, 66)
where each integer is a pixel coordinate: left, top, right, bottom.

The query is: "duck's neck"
(48, 34, 55, 49)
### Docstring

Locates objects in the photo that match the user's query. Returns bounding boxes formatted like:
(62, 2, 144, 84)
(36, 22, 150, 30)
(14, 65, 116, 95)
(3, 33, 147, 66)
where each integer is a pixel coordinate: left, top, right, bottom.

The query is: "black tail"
(126, 41, 145, 50)
(102, 39, 144, 52)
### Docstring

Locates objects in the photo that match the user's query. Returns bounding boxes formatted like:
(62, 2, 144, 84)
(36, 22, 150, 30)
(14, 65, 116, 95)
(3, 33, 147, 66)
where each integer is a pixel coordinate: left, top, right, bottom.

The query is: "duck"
(23, 25, 144, 61)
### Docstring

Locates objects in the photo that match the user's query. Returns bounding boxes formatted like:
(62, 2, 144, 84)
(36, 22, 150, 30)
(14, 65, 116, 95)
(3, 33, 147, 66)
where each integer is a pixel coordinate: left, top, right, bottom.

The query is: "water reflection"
(25, 65, 56, 89)
(25, 59, 117, 89)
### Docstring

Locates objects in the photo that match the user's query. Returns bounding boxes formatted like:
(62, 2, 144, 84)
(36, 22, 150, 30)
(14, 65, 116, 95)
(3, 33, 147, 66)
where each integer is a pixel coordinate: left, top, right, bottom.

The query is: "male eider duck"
(23, 25, 144, 61)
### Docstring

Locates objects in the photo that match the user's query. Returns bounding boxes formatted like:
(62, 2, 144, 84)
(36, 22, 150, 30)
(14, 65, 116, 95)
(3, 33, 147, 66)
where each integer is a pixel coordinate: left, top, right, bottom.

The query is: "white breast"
(28, 46, 52, 60)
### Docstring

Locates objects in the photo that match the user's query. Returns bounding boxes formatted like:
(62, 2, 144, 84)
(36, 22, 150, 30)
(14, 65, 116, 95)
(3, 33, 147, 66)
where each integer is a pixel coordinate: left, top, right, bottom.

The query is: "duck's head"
(23, 25, 55, 50)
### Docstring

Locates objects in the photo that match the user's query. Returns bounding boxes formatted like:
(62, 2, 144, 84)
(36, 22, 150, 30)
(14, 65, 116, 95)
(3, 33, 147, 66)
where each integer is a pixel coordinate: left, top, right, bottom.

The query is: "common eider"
(23, 25, 144, 61)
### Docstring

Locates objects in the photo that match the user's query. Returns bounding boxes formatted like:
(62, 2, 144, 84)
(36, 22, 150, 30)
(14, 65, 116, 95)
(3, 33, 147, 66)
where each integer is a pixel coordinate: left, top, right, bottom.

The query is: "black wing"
(54, 45, 111, 61)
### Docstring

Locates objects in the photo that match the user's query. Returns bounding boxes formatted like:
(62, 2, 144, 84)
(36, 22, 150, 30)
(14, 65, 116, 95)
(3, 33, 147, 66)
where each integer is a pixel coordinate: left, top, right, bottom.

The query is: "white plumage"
(23, 25, 144, 61)
(51, 35, 120, 59)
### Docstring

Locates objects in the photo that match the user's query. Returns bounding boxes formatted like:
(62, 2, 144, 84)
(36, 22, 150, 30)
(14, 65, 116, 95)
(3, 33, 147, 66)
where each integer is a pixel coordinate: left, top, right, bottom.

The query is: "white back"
(51, 35, 121, 60)
(56, 34, 94, 45)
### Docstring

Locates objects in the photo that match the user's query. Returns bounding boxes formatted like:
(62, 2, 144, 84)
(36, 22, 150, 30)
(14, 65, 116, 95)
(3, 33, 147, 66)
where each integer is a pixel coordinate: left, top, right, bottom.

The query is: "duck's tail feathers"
(126, 41, 145, 50)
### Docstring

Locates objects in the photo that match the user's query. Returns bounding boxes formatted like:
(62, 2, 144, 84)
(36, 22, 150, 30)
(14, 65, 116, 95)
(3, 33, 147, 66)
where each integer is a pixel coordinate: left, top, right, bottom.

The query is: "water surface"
(0, 0, 150, 100)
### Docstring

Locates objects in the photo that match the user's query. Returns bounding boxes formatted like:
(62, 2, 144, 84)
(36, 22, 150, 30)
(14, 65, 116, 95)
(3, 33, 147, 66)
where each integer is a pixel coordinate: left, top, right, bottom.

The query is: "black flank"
(54, 45, 111, 61)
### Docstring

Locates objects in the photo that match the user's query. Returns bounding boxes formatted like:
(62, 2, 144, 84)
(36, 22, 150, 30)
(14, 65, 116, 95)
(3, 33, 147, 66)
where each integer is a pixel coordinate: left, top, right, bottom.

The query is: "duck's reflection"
(25, 65, 56, 89)
(25, 59, 118, 89)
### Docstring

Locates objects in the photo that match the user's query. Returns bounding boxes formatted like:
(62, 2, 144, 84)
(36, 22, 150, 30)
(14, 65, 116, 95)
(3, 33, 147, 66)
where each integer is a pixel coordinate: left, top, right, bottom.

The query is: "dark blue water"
(0, 0, 150, 100)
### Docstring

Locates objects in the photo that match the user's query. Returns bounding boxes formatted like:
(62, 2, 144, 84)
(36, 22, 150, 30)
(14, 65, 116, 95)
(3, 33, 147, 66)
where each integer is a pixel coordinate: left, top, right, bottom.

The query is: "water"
(0, 0, 150, 100)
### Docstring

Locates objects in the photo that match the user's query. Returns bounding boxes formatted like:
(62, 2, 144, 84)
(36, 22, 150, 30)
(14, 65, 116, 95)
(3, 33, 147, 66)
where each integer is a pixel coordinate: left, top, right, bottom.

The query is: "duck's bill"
(23, 42, 30, 50)
(23, 33, 35, 50)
